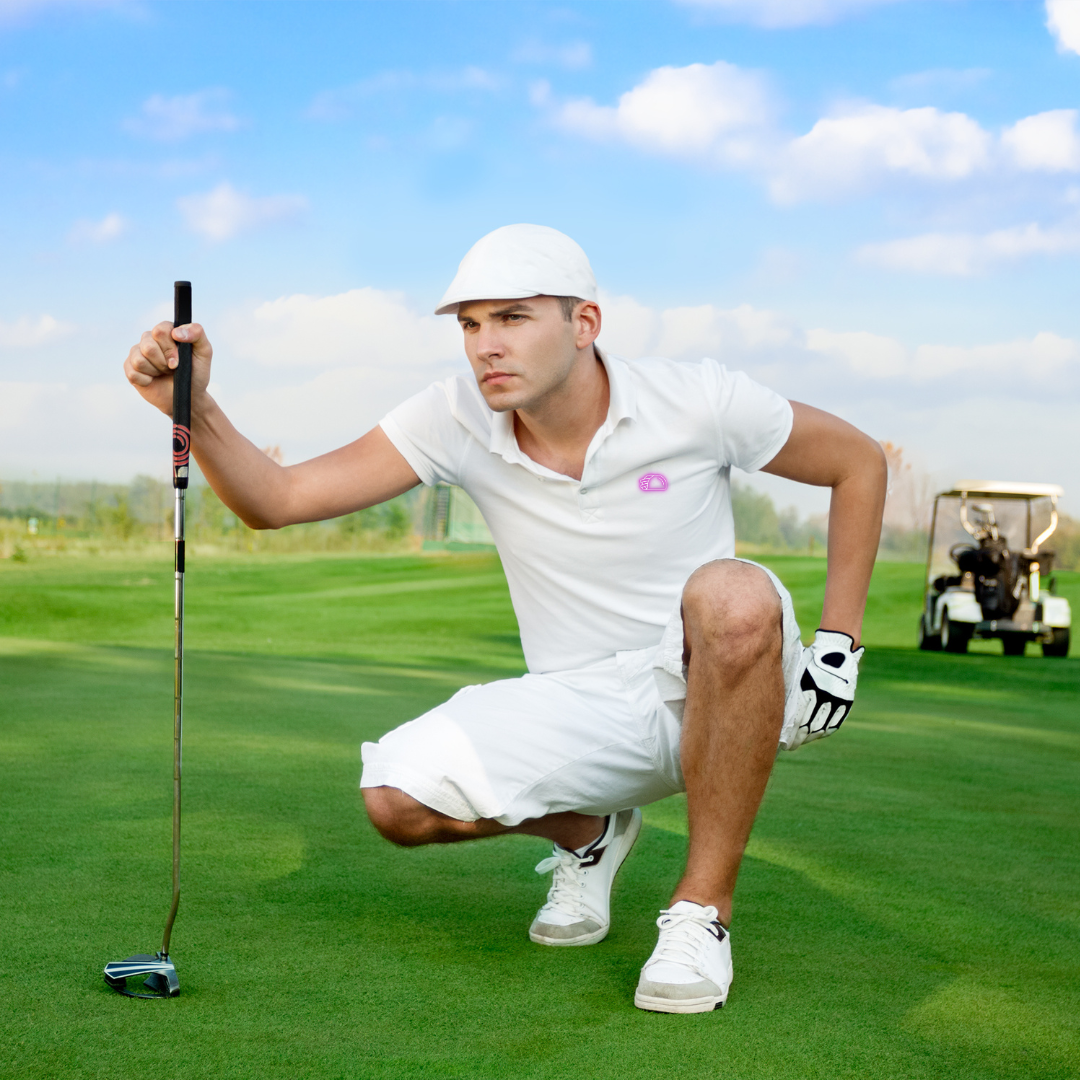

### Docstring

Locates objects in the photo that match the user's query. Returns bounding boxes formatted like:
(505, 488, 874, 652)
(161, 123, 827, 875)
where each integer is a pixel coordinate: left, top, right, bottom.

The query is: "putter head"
(103, 953, 179, 998)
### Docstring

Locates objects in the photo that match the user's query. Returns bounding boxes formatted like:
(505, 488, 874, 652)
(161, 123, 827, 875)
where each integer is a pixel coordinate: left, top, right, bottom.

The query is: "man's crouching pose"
(125, 225, 886, 1013)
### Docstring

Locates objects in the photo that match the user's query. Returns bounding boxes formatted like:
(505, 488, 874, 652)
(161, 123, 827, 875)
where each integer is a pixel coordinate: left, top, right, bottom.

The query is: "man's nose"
(475, 325, 504, 361)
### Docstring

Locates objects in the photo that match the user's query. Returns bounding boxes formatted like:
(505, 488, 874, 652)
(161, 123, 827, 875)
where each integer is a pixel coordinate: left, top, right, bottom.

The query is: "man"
(125, 224, 886, 1014)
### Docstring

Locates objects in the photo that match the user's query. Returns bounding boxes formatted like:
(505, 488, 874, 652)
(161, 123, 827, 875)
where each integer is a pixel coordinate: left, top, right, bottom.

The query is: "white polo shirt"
(380, 351, 793, 674)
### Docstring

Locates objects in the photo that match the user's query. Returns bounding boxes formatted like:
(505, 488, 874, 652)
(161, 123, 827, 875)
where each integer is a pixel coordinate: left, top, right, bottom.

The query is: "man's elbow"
(239, 509, 286, 531)
(864, 437, 889, 500)
(868, 436, 888, 479)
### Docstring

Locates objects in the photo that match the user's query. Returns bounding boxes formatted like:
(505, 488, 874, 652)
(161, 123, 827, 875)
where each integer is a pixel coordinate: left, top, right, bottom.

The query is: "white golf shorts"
(360, 560, 803, 827)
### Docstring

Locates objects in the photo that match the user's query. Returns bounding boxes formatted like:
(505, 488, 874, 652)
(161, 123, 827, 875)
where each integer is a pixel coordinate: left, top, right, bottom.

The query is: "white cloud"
(911, 332, 1079, 379)
(0, 314, 73, 348)
(208, 287, 464, 452)
(773, 104, 991, 201)
(889, 67, 992, 97)
(4, 287, 1078, 514)
(512, 40, 592, 69)
(0, 379, 167, 482)
(424, 115, 473, 152)
(807, 326, 1078, 380)
(0, 0, 116, 27)
(219, 288, 459, 370)
(0, 381, 54, 429)
(68, 211, 126, 244)
(546, 60, 1080, 202)
(555, 61, 772, 163)
(177, 182, 307, 242)
(1001, 109, 1080, 172)
(856, 220, 1080, 275)
(123, 89, 241, 142)
(598, 293, 1079, 392)
(306, 68, 498, 121)
(674, 0, 904, 28)
(1047, 0, 1080, 55)
(598, 290, 800, 362)
(804, 328, 908, 377)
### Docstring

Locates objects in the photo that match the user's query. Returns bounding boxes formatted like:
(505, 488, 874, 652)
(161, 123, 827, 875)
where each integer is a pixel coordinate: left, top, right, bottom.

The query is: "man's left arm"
(760, 401, 888, 746)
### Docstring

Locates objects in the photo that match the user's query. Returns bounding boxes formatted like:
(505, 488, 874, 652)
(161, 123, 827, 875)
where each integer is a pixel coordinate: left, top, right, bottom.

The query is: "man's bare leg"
(365, 784, 639, 949)
(363, 785, 604, 851)
(670, 559, 785, 928)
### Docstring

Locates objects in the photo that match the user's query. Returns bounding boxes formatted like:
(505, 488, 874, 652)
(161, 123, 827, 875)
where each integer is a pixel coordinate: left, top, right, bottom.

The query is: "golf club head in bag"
(103, 954, 180, 999)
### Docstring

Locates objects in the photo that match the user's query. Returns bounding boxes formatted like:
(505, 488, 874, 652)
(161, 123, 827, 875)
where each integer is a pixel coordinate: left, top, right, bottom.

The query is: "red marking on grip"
(172, 424, 191, 466)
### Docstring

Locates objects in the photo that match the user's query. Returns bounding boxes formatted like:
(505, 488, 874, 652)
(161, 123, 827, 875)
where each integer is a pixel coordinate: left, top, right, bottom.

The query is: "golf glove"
(782, 630, 863, 751)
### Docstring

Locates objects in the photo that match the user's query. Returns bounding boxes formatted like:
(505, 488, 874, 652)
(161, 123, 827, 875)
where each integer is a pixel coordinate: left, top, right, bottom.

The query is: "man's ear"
(576, 302, 601, 349)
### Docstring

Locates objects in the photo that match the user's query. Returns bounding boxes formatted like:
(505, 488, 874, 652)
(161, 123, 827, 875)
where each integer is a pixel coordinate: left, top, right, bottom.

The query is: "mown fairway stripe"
(236, 572, 507, 604)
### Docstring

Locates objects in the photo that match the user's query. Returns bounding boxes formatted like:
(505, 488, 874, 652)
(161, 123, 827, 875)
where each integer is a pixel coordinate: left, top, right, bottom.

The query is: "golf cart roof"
(938, 480, 1064, 500)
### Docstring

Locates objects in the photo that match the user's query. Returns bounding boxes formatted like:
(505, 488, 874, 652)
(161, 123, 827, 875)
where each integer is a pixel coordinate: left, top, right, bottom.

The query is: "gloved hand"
(781, 629, 863, 751)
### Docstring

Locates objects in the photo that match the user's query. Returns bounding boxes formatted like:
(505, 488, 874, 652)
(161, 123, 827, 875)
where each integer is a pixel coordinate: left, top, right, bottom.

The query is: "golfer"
(124, 225, 886, 1013)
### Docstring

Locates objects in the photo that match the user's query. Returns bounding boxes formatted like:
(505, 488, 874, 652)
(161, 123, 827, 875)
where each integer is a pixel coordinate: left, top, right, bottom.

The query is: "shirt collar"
(488, 347, 637, 471)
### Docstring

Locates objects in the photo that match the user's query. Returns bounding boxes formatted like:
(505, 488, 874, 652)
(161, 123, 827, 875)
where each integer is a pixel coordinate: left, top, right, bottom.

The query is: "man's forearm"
(191, 395, 422, 530)
(760, 402, 888, 646)
(820, 451, 887, 646)
(124, 320, 422, 529)
(190, 394, 293, 529)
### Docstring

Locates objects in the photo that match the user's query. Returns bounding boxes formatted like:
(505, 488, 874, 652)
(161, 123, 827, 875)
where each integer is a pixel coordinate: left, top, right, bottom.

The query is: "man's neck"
(512, 348, 610, 482)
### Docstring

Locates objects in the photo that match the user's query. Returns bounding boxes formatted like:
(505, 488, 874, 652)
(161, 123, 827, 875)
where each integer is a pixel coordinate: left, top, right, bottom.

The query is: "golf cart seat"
(932, 574, 962, 593)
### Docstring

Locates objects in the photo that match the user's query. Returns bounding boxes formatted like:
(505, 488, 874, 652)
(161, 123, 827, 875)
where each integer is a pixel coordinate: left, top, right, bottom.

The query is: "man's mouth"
(483, 371, 516, 386)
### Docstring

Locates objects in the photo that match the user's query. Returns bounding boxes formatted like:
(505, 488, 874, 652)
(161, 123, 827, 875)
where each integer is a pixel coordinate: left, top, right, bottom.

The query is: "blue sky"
(2, 0, 1079, 516)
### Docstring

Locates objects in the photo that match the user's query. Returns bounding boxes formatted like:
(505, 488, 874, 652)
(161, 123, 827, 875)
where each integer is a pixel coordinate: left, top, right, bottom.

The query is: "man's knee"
(681, 560, 782, 664)
(362, 785, 444, 847)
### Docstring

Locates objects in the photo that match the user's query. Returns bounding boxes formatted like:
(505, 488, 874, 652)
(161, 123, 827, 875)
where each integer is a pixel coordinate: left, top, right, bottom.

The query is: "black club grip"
(172, 281, 192, 489)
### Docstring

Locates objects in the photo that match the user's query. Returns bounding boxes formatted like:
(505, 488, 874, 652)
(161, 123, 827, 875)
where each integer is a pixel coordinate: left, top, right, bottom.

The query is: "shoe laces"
(535, 847, 592, 916)
(650, 905, 723, 973)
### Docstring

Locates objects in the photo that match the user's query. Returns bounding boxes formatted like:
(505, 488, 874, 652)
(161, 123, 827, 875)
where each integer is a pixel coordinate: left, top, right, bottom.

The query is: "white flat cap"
(435, 224, 597, 316)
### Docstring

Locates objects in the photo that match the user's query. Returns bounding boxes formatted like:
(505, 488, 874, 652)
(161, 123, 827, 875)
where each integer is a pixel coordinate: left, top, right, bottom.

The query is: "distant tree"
(1051, 514, 1080, 572)
(731, 482, 782, 546)
(383, 502, 410, 541)
(108, 494, 136, 541)
(879, 441, 933, 534)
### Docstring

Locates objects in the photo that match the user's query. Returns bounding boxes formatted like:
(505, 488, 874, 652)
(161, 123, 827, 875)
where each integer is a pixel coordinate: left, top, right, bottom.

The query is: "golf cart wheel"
(917, 615, 941, 651)
(1002, 634, 1027, 657)
(1042, 628, 1070, 658)
(941, 614, 971, 653)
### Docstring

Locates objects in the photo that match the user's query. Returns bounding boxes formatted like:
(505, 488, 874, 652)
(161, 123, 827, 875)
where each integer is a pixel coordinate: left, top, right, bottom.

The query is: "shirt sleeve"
(379, 380, 470, 487)
(703, 360, 794, 473)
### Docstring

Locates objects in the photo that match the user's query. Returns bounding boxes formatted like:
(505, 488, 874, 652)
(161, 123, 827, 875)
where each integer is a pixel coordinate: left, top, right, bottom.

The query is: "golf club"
(103, 281, 192, 999)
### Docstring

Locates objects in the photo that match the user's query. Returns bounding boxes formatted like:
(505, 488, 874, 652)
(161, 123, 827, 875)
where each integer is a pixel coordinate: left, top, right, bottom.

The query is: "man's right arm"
(124, 320, 421, 529)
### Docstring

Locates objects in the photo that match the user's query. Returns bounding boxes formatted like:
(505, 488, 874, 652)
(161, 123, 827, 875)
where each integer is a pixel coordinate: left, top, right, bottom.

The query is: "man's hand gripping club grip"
(172, 281, 192, 490)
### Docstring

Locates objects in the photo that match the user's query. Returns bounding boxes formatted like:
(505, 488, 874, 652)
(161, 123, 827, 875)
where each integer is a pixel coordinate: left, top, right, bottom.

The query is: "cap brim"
(434, 288, 544, 317)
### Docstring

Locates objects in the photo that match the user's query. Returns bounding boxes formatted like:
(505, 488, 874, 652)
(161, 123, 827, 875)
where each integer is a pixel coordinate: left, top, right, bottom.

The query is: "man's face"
(457, 296, 581, 413)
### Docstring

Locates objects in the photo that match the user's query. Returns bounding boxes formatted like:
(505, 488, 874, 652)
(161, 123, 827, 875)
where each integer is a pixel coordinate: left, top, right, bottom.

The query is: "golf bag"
(951, 538, 1021, 620)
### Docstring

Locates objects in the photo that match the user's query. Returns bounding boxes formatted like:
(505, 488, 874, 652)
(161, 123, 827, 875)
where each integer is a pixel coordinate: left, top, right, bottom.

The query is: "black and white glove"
(781, 630, 863, 751)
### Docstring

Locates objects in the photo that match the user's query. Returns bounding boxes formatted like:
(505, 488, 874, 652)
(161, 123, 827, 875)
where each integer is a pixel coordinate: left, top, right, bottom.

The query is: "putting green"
(0, 552, 1077, 1079)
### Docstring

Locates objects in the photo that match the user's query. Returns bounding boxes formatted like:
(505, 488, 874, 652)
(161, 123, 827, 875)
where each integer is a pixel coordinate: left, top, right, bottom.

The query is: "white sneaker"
(634, 900, 732, 1013)
(528, 807, 642, 947)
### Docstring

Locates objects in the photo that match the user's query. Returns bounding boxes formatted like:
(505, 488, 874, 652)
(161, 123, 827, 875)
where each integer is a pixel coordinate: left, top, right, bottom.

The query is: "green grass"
(1, 551, 1078, 1079)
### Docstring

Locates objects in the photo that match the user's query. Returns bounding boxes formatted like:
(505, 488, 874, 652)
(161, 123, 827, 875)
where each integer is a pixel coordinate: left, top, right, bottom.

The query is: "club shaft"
(162, 489, 185, 956)
(163, 281, 192, 959)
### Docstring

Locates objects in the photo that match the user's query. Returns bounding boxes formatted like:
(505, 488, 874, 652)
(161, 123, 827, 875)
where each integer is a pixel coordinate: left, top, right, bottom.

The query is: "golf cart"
(918, 481, 1071, 657)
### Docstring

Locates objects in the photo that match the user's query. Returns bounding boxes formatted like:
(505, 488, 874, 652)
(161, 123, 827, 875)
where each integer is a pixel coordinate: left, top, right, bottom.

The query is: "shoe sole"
(529, 808, 643, 947)
(633, 991, 726, 1014)
(529, 923, 610, 947)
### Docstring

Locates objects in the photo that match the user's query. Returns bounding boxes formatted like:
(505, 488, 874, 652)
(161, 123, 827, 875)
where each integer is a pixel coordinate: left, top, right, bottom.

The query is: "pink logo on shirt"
(638, 472, 668, 492)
